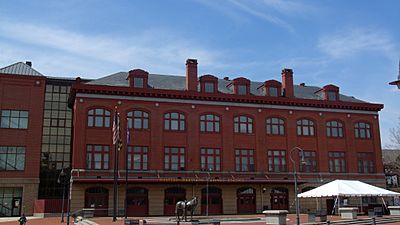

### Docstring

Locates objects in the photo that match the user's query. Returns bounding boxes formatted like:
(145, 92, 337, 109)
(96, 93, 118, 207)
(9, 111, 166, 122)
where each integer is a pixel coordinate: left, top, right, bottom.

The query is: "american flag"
(112, 110, 122, 151)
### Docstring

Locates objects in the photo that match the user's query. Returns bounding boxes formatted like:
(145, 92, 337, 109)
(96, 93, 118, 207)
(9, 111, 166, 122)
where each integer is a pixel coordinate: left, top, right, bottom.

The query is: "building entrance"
(237, 187, 256, 214)
(270, 187, 288, 210)
(164, 187, 186, 215)
(201, 187, 222, 215)
(126, 187, 148, 216)
(84, 187, 109, 217)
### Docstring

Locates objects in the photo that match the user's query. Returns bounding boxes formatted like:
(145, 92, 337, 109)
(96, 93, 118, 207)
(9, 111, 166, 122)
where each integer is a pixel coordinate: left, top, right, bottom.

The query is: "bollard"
(372, 217, 376, 225)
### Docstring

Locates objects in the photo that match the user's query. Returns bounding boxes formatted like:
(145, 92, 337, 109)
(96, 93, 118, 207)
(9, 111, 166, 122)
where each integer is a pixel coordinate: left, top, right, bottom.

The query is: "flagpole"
(112, 108, 120, 222)
(124, 128, 129, 219)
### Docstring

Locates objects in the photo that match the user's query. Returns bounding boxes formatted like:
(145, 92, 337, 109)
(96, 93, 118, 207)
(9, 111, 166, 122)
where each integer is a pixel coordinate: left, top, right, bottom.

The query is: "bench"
(125, 219, 141, 225)
(191, 220, 220, 225)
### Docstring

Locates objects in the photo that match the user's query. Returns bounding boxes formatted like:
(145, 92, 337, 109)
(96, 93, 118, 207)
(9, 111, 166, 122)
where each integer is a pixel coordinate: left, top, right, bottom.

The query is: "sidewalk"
(1, 214, 400, 225)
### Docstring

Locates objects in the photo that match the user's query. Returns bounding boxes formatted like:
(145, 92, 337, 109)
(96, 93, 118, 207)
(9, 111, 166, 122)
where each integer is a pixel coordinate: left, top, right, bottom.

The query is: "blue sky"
(0, 0, 399, 147)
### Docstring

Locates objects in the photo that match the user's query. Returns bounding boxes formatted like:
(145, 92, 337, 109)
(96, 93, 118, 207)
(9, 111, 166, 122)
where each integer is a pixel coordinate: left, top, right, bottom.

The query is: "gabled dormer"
(316, 84, 339, 101)
(259, 80, 282, 97)
(227, 77, 250, 95)
(127, 69, 149, 88)
(199, 74, 218, 93)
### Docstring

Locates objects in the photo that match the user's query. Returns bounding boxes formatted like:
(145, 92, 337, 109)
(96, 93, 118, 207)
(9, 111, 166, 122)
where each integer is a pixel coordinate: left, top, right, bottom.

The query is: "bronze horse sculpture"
(175, 196, 198, 222)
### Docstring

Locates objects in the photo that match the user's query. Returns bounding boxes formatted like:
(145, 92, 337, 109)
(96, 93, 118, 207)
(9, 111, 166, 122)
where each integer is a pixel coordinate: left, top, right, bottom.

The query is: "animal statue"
(175, 199, 187, 222)
(185, 197, 198, 221)
(175, 197, 198, 222)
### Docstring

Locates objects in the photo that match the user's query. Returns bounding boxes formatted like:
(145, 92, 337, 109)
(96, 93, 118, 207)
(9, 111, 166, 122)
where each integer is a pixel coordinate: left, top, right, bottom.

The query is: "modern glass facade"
(38, 79, 73, 199)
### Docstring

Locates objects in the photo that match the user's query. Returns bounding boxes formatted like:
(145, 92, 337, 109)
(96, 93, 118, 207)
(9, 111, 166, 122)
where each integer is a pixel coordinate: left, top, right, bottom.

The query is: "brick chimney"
(281, 68, 294, 98)
(186, 59, 198, 91)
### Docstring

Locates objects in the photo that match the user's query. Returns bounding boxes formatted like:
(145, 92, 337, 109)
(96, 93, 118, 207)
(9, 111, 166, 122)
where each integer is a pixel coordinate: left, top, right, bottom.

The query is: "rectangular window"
(300, 151, 317, 172)
(204, 82, 214, 93)
(235, 149, 255, 172)
(237, 85, 247, 95)
(86, 145, 110, 170)
(127, 146, 148, 170)
(327, 91, 337, 101)
(357, 152, 375, 173)
(133, 77, 144, 88)
(0, 188, 23, 216)
(269, 87, 278, 97)
(0, 110, 29, 129)
(0, 146, 26, 171)
(329, 152, 346, 173)
(164, 147, 185, 171)
(200, 148, 221, 171)
(267, 150, 286, 172)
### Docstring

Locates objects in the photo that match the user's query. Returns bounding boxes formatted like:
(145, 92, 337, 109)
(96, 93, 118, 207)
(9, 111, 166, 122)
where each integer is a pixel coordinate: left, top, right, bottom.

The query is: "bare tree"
(390, 117, 400, 149)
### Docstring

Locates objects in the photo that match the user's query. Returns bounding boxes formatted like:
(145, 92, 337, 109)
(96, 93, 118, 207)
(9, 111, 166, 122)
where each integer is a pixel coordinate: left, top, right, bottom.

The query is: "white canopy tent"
(298, 180, 400, 198)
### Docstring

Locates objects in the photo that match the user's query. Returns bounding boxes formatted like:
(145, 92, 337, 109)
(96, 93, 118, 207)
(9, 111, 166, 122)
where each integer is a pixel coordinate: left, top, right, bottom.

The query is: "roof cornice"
(69, 83, 383, 112)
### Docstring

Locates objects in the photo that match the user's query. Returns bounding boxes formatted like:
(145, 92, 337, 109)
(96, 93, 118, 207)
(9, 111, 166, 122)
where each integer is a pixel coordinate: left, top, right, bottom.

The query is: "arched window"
(326, 120, 343, 137)
(164, 112, 185, 131)
(296, 119, 315, 136)
(266, 117, 285, 135)
(127, 110, 149, 129)
(234, 115, 253, 134)
(87, 108, 111, 128)
(200, 114, 220, 132)
(354, 122, 371, 139)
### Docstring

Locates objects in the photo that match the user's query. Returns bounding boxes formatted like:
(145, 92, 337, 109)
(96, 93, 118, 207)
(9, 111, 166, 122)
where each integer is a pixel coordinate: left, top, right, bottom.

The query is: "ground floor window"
(0, 187, 23, 217)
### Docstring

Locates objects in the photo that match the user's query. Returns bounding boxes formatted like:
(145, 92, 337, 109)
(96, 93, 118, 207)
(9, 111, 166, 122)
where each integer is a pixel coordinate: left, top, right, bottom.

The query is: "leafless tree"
(390, 117, 400, 149)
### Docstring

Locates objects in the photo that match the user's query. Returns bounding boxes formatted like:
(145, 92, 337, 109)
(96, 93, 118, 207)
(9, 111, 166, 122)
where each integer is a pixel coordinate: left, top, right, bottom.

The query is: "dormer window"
(127, 69, 149, 88)
(269, 87, 279, 97)
(259, 80, 281, 97)
(237, 85, 247, 95)
(230, 77, 250, 95)
(315, 84, 339, 101)
(199, 74, 218, 93)
(327, 91, 337, 101)
(204, 82, 214, 93)
(133, 77, 144, 88)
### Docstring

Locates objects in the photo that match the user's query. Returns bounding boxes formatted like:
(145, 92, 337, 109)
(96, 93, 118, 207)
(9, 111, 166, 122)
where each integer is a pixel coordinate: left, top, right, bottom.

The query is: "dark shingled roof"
(87, 72, 366, 103)
(0, 62, 43, 76)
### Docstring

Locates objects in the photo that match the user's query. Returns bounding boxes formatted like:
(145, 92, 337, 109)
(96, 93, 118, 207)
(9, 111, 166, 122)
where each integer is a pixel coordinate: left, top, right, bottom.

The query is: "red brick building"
(68, 59, 385, 216)
(0, 62, 46, 216)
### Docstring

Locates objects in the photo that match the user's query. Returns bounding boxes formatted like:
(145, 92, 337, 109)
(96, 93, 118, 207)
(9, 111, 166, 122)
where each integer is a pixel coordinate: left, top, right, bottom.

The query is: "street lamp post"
(289, 147, 306, 225)
(206, 168, 212, 217)
(58, 168, 67, 223)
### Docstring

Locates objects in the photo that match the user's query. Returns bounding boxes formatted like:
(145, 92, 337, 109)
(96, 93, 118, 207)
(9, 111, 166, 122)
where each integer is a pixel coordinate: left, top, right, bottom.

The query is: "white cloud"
(0, 19, 225, 77)
(318, 28, 396, 59)
(262, 0, 316, 14)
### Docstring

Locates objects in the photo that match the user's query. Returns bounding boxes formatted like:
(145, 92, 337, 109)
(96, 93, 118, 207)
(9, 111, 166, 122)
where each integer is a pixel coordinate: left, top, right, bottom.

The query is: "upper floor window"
(127, 110, 149, 129)
(357, 152, 375, 173)
(164, 112, 185, 131)
(86, 144, 110, 170)
(297, 119, 315, 136)
(0, 110, 28, 129)
(300, 151, 317, 173)
(237, 85, 247, 95)
(267, 150, 287, 172)
(201, 148, 221, 171)
(204, 82, 215, 93)
(235, 149, 255, 172)
(326, 120, 343, 137)
(269, 87, 279, 97)
(327, 91, 338, 101)
(0, 146, 25, 171)
(128, 146, 148, 170)
(133, 77, 144, 88)
(234, 115, 253, 134)
(354, 122, 371, 139)
(164, 147, 185, 171)
(200, 114, 220, 132)
(266, 117, 284, 135)
(329, 151, 346, 173)
(87, 108, 111, 128)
